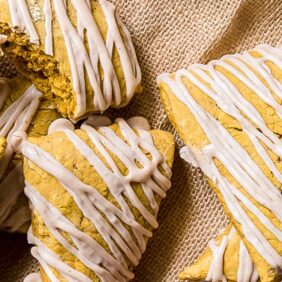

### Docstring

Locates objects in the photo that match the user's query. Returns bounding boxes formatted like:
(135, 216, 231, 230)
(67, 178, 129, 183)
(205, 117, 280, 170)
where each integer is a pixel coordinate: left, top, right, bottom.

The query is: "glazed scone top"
(21, 116, 174, 281)
(179, 225, 258, 282)
(0, 77, 42, 232)
(158, 44, 282, 282)
(1, 0, 141, 119)
(207, 228, 257, 282)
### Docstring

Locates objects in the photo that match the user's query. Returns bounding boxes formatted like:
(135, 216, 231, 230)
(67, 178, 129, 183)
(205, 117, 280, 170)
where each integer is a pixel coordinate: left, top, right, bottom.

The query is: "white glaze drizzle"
(238, 240, 259, 282)
(0, 79, 42, 231)
(127, 116, 151, 131)
(8, 0, 39, 44)
(23, 272, 42, 282)
(43, 0, 53, 56)
(99, 0, 141, 106)
(47, 118, 75, 135)
(0, 34, 7, 56)
(0, 82, 42, 176)
(157, 44, 282, 270)
(22, 117, 171, 281)
(7, 0, 141, 118)
(206, 227, 258, 282)
(27, 227, 93, 282)
(25, 184, 122, 282)
(207, 227, 235, 282)
(0, 35, 7, 45)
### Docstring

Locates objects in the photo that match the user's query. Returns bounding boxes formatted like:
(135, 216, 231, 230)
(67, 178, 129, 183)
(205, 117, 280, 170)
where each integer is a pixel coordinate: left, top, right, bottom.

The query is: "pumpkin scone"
(0, 76, 60, 233)
(0, 0, 141, 121)
(18, 116, 174, 281)
(179, 224, 259, 282)
(158, 44, 282, 282)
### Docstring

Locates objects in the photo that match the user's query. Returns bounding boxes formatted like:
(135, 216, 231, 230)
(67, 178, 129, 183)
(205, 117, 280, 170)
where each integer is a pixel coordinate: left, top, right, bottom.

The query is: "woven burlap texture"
(0, 0, 282, 281)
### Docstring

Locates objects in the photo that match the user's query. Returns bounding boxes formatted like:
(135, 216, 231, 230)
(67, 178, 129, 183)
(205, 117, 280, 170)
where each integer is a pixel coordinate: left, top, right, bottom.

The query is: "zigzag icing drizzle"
(21, 117, 171, 281)
(8, 0, 141, 118)
(158, 44, 282, 280)
(206, 227, 258, 282)
(8, 0, 39, 44)
(0, 78, 42, 231)
(237, 241, 259, 282)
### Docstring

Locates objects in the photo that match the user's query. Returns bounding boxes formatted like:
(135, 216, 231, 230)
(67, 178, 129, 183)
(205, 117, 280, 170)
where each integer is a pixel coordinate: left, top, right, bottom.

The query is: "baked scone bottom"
(158, 44, 282, 282)
(21, 116, 174, 281)
(0, 0, 141, 120)
(0, 76, 59, 232)
(179, 225, 259, 282)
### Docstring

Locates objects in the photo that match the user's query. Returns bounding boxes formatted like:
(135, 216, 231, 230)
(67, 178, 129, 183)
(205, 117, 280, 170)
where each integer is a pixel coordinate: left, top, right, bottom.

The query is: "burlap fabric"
(0, 0, 282, 281)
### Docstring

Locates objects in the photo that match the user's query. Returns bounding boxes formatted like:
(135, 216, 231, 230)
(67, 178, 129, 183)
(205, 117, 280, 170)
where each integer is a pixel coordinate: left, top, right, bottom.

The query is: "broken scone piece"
(179, 224, 259, 282)
(0, 0, 141, 120)
(21, 116, 174, 281)
(158, 44, 282, 282)
(0, 76, 60, 232)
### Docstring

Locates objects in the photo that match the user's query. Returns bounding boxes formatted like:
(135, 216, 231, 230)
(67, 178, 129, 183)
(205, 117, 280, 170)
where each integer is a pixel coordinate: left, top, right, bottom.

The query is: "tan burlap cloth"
(0, 0, 282, 281)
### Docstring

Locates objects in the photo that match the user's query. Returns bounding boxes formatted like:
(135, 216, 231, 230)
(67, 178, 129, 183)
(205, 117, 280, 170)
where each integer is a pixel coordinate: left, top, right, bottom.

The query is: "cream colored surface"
(1, 0, 282, 281)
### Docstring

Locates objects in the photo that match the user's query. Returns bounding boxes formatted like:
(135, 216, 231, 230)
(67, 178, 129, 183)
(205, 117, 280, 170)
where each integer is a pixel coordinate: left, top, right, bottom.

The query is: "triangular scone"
(0, 0, 141, 120)
(158, 44, 282, 282)
(21, 116, 174, 281)
(179, 224, 259, 282)
(0, 76, 60, 232)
